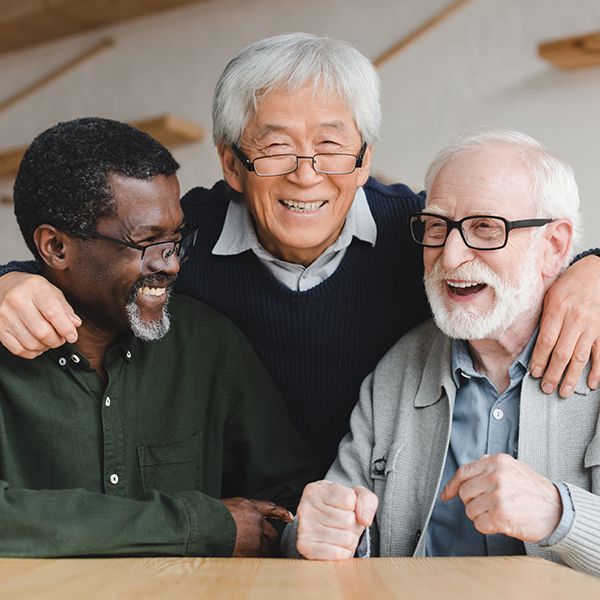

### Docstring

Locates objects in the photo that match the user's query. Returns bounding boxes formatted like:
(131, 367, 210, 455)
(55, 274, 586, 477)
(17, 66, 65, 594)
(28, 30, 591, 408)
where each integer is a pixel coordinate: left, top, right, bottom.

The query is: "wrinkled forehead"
(241, 83, 359, 144)
(427, 147, 536, 219)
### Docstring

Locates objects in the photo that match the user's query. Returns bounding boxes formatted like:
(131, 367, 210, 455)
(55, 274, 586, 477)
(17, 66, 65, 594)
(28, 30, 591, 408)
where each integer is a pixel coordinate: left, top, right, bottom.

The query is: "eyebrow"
(128, 220, 187, 242)
(425, 205, 499, 217)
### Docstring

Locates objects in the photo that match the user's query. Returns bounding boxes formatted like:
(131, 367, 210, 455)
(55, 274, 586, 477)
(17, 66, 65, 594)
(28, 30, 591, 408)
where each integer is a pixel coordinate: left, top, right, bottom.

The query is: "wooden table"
(1, 556, 599, 599)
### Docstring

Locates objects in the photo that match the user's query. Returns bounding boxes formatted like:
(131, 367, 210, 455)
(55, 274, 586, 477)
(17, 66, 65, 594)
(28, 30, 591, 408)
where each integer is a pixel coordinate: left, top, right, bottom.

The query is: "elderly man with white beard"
(284, 129, 600, 576)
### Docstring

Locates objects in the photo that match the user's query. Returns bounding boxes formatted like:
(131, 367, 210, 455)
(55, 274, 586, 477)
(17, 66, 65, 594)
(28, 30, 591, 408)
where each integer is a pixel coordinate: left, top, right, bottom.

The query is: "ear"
(540, 219, 573, 278)
(33, 225, 73, 271)
(217, 144, 245, 194)
(355, 144, 373, 187)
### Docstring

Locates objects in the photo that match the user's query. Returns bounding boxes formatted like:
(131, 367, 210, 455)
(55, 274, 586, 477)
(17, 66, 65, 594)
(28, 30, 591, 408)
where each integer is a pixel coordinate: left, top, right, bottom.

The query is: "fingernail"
(561, 385, 574, 397)
(542, 382, 554, 394)
(531, 366, 542, 378)
(590, 380, 599, 391)
(66, 333, 77, 344)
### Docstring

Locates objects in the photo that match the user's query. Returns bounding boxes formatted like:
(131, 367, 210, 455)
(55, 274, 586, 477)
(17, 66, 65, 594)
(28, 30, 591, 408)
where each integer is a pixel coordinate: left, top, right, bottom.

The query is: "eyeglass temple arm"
(231, 145, 255, 172)
(505, 218, 554, 232)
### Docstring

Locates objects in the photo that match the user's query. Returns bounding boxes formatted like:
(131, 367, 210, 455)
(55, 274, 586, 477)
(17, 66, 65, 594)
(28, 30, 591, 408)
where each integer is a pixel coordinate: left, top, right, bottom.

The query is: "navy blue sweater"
(177, 178, 430, 469)
(2, 177, 430, 470)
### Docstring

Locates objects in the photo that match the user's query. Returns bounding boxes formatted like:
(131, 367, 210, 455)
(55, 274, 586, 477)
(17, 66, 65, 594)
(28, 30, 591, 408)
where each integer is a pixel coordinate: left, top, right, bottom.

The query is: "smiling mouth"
(446, 280, 488, 297)
(278, 199, 327, 212)
(138, 286, 167, 297)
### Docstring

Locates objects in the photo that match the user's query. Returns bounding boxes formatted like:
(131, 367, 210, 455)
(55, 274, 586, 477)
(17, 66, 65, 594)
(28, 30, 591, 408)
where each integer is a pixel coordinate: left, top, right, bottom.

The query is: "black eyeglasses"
(409, 213, 554, 250)
(71, 228, 198, 267)
(231, 142, 367, 177)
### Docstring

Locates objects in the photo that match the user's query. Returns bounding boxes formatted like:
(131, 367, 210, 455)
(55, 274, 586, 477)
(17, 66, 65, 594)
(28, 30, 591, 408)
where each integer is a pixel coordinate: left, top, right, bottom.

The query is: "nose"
(440, 227, 476, 271)
(145, 250, 181, 276)
(286, 156, 323, 186)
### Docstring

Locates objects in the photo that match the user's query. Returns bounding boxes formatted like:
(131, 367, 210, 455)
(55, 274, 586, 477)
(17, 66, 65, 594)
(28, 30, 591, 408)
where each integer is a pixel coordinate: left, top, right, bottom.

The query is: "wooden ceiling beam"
(539, 31, 600, 70)
(0, 0, 208, 55)
(0, 115, 204, 180)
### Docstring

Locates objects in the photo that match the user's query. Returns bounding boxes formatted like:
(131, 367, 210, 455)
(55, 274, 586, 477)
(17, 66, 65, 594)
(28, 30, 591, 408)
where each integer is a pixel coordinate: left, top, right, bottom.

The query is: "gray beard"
(125, 293, 171, 341)
(424, 242, 542, 341)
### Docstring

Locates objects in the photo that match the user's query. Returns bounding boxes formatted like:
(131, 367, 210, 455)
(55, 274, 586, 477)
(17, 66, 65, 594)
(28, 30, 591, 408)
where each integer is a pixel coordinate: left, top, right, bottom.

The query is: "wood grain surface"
(0, 556, 599, 599)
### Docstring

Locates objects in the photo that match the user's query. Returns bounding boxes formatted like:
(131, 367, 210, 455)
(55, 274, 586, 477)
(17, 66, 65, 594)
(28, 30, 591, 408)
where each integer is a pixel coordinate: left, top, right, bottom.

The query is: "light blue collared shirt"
(212, 187, 377, 291)
(425, 332, 574, 556)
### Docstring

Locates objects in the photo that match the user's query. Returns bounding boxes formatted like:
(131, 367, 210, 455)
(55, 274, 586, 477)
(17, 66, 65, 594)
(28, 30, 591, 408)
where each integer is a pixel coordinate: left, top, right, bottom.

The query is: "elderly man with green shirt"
(0, 117, 317, 558)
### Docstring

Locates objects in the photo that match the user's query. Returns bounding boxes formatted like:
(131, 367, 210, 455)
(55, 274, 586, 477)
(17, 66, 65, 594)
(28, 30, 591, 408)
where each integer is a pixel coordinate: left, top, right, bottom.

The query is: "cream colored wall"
(1, 0, 599, 263)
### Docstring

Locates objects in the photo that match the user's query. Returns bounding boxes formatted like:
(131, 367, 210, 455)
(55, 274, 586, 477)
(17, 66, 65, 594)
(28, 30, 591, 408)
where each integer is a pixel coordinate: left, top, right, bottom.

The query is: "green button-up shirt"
(0, 294, 317, 557)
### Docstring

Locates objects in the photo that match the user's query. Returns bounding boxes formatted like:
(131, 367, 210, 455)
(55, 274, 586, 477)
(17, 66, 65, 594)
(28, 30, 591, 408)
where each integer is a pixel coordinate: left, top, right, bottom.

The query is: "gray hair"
(212, 32, 381, 146)
(424, 128, 581, 253)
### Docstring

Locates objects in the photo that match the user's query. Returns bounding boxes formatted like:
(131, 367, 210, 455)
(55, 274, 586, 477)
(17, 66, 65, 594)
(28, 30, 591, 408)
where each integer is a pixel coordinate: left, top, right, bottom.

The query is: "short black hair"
(13, 117, 180, 260)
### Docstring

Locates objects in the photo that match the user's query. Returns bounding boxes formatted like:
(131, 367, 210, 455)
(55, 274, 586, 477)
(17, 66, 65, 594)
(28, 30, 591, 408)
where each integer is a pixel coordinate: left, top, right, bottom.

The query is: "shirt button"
(126, 351, 132, 360)
(492, 408, 504, 421)
(71, 354, 80, 364)
(109, 473, 119, 485)
(105, 396, 111, 407)
(58, 357, 67, 367)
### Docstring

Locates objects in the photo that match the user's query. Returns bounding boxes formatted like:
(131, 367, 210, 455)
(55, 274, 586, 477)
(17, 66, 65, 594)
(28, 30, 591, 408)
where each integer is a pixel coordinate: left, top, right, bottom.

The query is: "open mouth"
(278, 199, 327, 213)
(446, 280, 487, 297)
(138, 286, 167, 297)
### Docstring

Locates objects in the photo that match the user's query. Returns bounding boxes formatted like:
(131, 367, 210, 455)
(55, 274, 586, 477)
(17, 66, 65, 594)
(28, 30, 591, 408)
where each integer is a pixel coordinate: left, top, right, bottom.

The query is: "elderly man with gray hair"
(289, 129, 600, 576)
(1, 35, 600, 475)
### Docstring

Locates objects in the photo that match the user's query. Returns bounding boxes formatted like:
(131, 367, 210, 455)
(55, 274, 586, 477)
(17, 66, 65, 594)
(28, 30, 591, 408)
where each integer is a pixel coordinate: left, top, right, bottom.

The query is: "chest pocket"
(138, 431, 203, 495)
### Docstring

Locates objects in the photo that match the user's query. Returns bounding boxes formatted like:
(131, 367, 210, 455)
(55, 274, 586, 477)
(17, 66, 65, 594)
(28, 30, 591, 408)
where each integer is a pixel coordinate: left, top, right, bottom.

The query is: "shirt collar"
(212, 186, 377, 259)
(48, 332, 136, 371)
(451, 328, 539, 388)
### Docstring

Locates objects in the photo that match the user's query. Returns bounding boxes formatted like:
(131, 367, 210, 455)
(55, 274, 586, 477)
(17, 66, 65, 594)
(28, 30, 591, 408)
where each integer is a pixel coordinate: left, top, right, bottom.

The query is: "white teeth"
(447, 281, 483, 289)
(280, 199, 325, 212)
(138, 287, 166, 297)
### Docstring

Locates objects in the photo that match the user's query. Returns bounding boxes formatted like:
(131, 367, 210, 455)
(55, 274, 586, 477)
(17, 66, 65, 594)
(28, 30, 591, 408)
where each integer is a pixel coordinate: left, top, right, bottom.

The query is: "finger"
(297, 540, 356, 561)
(472, 512, 498, 536)
(298, 501, 359, 531)
(0, 330, 44, 359)
(530, 308, 563, 379)
(1, 299, 65, 352)
(260, 519, 279, 556)
(558, 334, 594, 397)
(539, 326, 581, 395)
(441, 459, 488, 501)
(1, 319, 52, 355)
(300, 520, 362, 552)
(463, 490, 493, 524)
(303, 480, 357, 511)
(353, 486, 378, 527)
(35, 296, 81, 344)
(587, 340, 600, 391)
(250, 500, 293, 523)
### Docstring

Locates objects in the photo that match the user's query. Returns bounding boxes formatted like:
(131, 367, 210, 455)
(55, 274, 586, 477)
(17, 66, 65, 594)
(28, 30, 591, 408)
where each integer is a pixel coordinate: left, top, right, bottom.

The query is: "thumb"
(353, 486, 378, 528)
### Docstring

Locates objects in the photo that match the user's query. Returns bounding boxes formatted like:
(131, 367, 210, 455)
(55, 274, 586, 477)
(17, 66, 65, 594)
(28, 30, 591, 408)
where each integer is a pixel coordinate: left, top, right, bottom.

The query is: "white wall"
(1, 0, 599, 263)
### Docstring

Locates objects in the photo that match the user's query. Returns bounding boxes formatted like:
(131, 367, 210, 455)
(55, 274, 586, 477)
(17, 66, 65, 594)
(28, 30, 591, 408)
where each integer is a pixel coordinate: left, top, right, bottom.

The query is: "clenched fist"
(296, 480, 378, 560)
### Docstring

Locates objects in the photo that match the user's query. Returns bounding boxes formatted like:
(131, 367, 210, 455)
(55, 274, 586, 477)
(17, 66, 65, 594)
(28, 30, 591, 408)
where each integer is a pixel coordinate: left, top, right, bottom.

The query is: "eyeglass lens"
(411, 215, 507, 249)
(141, 230, 198, 266)
(252, 153, 358, 176)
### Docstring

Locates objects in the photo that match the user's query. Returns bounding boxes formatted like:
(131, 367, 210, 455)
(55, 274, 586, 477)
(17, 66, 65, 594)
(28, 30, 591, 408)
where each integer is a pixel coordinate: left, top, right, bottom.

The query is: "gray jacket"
(284, 320, 600, 575)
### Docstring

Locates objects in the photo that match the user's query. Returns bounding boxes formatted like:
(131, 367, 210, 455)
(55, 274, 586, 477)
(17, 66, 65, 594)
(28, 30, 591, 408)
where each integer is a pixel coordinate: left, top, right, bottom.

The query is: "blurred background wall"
(1, 0, 599, 262)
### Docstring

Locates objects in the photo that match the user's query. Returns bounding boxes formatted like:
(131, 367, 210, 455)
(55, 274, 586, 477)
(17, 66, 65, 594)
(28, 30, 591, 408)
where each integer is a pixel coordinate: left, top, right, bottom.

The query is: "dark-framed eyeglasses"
(231, 142, 367, 177)
(408, 212, 555, 250)
(70, 227, 198, 267)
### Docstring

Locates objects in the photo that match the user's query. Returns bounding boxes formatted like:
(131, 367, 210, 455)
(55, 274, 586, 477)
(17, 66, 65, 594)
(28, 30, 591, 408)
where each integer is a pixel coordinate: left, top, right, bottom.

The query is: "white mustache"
(427, 259, 503, 289)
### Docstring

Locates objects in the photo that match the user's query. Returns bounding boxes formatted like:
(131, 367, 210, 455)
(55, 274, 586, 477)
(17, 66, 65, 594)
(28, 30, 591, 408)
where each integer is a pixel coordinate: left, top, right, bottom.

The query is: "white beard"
(125, 292, 171, 341)
(424, 244, 542, 340)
